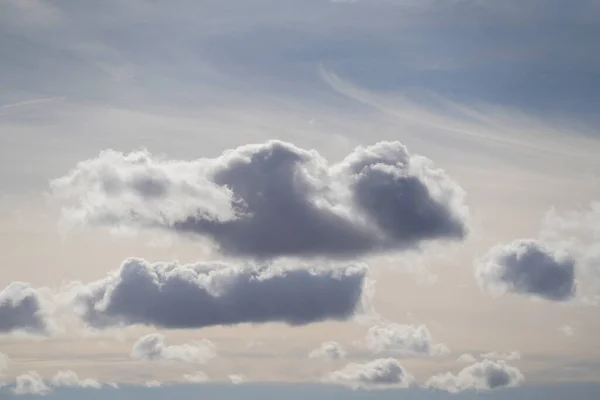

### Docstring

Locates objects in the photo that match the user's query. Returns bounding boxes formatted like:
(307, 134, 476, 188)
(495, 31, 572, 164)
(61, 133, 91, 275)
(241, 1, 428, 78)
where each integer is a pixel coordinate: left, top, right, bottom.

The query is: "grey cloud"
(52, 141, 468, 258)
(365, 323, 449, 356)
(131, 333, 217, 364)
(328, 358, 414, 389)
(426, 359, 524, 393)
(70, 257, 367, 329)
(476, 239, 576, 301)
(0, 282, 51, 335)
(309, 341, 346, 361)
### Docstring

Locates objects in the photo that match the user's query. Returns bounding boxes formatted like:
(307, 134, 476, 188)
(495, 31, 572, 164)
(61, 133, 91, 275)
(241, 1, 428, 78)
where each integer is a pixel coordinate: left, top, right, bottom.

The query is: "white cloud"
(426, 359, 524, 393)
(228, 374, 246, 384)
(476, 239, 576, 301)
(13, 371, 50, 395)
(50, 370, 102, 389)
(365, 323, 449, 356)
(68, 257, 367, 329)
(309, 341, 346, 361)
(183, 371, 210, 383)
(132, 333, 216, 364)
(51, 140, 468, 258)
(328, 358, 414, 389)
(144, 380, 161, 387)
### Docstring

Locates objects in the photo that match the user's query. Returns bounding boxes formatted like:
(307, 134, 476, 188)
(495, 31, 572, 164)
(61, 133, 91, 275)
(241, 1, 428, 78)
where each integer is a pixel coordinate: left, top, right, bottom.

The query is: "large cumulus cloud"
(68, 257, 367, 329)
(476, 239, 576, 301)
(365, 323, 449, 356)
(425, 359, 524, 393)
(327, 358, 414, 389)
(51, 141, 468, 258)
(131, 333, 216, 364)
(0, 282, 52, 335)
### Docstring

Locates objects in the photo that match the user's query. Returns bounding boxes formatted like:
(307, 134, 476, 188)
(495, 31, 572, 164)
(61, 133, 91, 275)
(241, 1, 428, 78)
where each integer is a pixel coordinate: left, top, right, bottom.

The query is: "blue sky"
(1, 0, 600, 398)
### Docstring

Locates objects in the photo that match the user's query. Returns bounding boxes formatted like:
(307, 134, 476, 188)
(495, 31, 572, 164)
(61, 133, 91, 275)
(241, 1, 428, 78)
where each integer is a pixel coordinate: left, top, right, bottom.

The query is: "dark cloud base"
(72, 258, 367, 329)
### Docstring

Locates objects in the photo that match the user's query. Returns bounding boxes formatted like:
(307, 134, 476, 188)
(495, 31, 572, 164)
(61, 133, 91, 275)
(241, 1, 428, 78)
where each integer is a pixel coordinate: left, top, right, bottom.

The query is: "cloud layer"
(69, 257, 367, 329)
(0, 282, 51, 335)
(328, 358, 414, 389)
(131, 333, 217, 364)
(365, 323, 449, 356)
(52, 141, 468, 258)
(425, 359, 524, 393)
(476, 239, 576, 301)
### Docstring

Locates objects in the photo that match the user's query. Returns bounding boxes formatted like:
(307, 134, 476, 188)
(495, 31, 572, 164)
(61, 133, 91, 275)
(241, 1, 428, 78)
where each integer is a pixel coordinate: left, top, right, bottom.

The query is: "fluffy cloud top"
(308, 341, 346, 361)
(69, 257, 367, 329)
(131, 333, 216, 364)
(328, 358, 414, 389)
(51, 141, 468, 258)
(0, 282, 51, 335)
(476, 239, 576, 301)
(13, 371, 50, 395)
(426, 359, 524, 393)
(365, 323, 449, 356)
(50, 370, 102, 389)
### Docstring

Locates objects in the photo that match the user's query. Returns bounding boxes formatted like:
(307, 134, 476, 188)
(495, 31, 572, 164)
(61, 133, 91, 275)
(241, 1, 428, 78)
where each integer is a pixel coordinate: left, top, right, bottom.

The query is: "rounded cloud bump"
(426, 359, 524, 393)
(0, 282, 51, 335)
(51, 140, 468, 258)
(70, 257, 367, 329)
(476, 239, 576, 301)
(328, 358, 414, 389)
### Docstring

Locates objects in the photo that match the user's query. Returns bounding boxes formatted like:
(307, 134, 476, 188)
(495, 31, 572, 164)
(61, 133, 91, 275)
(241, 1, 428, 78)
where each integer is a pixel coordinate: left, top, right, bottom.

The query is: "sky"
(1, 0, 600, 399)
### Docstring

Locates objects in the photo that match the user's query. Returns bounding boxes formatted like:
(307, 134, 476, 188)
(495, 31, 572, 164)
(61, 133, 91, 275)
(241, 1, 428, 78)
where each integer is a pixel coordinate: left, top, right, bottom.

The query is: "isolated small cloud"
(69, 257, 367, 329)
(0, 282, 52, 334)
(559, 325, 575, 337)
(228, 374, 246, 384)
(52, 141, 468, 258)
(476, 239, 576, 301)
(309, 341, 346, 361)
(365, 323, 449, 356)
(144, 380, 161, 387)
(13, 371, 50, 395)
(131, 333, 216, 364)
(480, 351, 520, 361)
(328, 358, 414, 389)
(50, 370, 102, 389)
(183, 371, 210, 383)
(426, 359, 524, 393)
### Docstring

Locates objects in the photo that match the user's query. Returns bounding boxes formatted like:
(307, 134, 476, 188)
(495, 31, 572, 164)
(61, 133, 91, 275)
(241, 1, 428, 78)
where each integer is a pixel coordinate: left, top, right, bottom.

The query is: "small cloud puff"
(131, 333, 216, 364)
(328, 358, 414, 389)
(228, 374, 247, 385)
(183, 371, 210, 383)
(365, 323, 449, 356)
(0, 282, 53, 335)
(309, 341, 346, 361)
(426, 359, 524, 393)
(476, 239, 576, 301)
